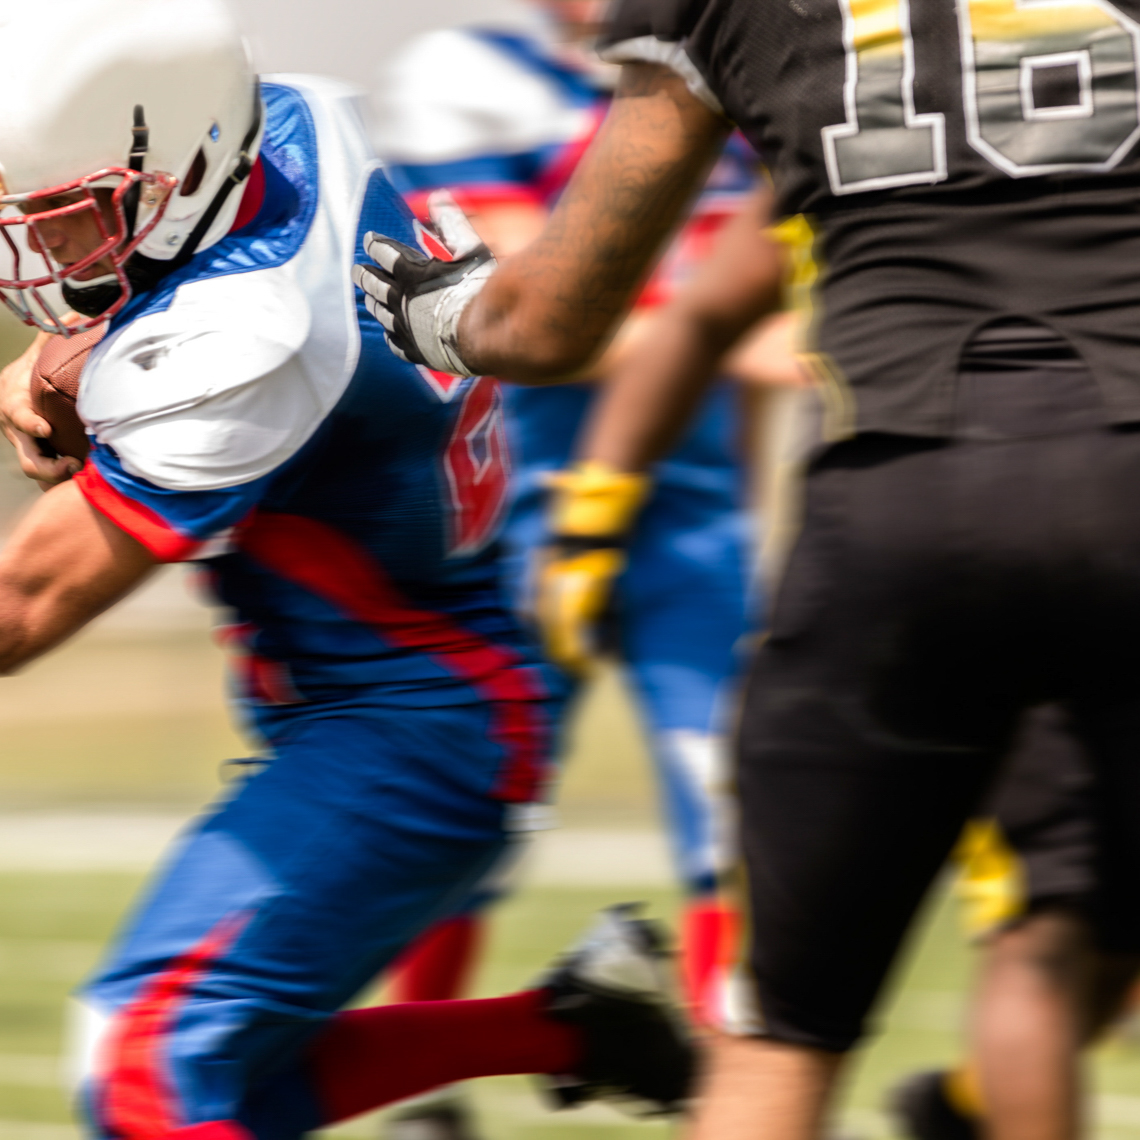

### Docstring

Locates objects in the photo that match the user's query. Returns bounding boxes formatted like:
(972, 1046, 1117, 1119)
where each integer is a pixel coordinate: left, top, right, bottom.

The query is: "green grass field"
(0, 869, 1135, 1140)
(0, 312, 1134, 1136)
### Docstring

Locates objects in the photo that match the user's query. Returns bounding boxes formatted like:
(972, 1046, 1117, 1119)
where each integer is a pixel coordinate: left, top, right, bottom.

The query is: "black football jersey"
(600, 0, 1140, 437)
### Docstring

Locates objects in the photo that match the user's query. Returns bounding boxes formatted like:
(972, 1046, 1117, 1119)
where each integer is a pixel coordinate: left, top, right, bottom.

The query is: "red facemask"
(0, 166, 176, 335)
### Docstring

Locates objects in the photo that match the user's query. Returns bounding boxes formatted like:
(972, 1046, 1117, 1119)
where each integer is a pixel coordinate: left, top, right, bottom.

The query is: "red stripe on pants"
(99, 914, 249, 1139)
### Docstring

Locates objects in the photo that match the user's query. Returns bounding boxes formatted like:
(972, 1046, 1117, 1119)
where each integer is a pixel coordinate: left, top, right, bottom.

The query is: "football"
(29, 324, 105, 462)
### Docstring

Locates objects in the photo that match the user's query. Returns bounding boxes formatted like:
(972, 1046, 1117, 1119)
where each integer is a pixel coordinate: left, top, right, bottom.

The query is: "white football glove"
(351, 191, 496, 376)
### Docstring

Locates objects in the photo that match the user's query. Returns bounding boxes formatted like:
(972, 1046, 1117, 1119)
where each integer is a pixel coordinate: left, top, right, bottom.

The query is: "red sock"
(389, 914, 483, 1003)
(308, 989, 582, 1125)
(680, 897, 738, 1026)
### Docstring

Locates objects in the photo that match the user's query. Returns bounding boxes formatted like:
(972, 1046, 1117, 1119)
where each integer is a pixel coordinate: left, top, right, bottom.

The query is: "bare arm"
(0, 480, 157, 673)
(467, 202, 668, 384)
(456, 63, 730, 380)
(578, 186, 790, 471)
(723, 310, 812, 391)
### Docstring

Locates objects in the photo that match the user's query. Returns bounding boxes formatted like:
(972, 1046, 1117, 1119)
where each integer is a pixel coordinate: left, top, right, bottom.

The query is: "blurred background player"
(0, 1, 692, 1135)
(372, 11, 794, 1139)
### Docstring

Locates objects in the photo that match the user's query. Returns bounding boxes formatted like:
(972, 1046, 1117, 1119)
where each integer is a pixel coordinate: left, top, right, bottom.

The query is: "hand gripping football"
(29, 324, 105, 462)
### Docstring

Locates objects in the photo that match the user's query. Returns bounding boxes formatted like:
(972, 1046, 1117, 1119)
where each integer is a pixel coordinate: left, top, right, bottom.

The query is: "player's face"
(535, 0, 609, 42)
(18, 179, 172, 282)
(19, 189, 120, 281)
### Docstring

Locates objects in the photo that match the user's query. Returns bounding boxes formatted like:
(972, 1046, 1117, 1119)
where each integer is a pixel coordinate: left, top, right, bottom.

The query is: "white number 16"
(822, 0, 1140, 193)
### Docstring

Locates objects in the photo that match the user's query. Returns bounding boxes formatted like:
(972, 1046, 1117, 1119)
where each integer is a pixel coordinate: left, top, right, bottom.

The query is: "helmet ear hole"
(180, 149, 207, 197)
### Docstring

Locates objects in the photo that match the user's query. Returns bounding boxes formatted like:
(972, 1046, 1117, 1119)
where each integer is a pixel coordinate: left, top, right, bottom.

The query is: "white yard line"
(1099, 1096, 1140, 1129)
(0, 813, 676, 885)
(0, 813, 195, 871)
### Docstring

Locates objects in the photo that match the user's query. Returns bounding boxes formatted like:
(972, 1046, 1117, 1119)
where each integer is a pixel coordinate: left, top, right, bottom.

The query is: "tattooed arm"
(458, 64, 728, 381)
(577, 185, 792, 471)
(355, 63, 729, 383)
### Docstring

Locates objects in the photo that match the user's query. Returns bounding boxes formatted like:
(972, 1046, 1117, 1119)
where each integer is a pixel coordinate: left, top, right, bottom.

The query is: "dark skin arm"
(0, 480, 157, 673)
(456, 63, 731, 380)
(578, 186, 790, 471)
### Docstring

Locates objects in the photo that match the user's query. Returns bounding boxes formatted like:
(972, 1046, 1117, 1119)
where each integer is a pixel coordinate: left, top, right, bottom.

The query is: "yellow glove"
(535, 461, 651, 675)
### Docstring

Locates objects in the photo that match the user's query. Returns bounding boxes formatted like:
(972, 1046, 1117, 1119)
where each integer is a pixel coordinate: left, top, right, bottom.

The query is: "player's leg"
(894, 913, 1140, 1140)
(382, 907, 487, 1140)
(388, 908, 485, 1005)
(971, 910, 1092, 1140)
(691, 425, 1061, 1140)
(617, 428, 755, 1020)
(78, 706, 688, 1139)
(380, 848, 528, 1140)
(963, 391, 1140, 1140)
(893, 705, 1111, 1140)
(969, 909, 1140, 1140)
(77, 707, 516, 1137)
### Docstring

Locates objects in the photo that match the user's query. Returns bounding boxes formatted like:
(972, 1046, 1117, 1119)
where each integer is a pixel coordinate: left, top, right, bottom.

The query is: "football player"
(0, 1, 692, 1137)
(557, 169, 1140, 1140)
(374, 0, 763, 1053)
(354, 0, 1140, 1138)
(373, 0, 761, 984)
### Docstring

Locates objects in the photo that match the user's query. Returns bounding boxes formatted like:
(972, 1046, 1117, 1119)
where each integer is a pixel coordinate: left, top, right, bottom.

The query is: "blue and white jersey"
(374, 22, 603, 217)
(73, 76, 551, 802)
(375, 25, 758, 500)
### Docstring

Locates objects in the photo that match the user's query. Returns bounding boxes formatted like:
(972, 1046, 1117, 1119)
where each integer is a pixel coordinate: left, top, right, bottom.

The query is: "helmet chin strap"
(61, 274, 121, 318)
(63, 83, 262, 319)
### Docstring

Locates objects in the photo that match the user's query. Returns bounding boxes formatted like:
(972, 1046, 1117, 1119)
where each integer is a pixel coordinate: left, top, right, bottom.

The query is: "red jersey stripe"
(239, 512, 549, 802)
(75, 464, 203, 563)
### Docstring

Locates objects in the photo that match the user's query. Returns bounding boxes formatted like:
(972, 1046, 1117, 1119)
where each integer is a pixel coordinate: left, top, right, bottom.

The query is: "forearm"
(578, 200, 789, 470)
(579, 313, 736, 470)
(457, 64, 729, 381)
(0, 481, 155, 673)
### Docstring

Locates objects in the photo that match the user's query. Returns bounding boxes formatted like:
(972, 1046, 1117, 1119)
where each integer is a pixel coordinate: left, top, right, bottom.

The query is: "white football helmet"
(0, 0, 263, 334)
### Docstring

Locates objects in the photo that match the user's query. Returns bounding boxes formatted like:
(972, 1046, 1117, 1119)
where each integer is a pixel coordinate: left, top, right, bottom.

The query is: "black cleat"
(535, 903, 696, 1116)
(890, 1071, 980, 1140)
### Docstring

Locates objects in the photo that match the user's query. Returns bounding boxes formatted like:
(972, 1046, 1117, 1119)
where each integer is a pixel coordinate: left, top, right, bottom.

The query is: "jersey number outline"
(822, 0, 947, 194)
(822, 0, 1140, 192)
(442, 376, 510, 557)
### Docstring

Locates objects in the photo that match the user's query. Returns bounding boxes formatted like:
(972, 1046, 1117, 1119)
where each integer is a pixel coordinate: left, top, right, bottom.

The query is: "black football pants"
(736, 357, 1140, 1051)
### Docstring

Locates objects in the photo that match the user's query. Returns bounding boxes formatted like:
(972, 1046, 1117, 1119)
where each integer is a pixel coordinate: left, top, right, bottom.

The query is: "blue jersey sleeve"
(75, 442, 273, 562)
